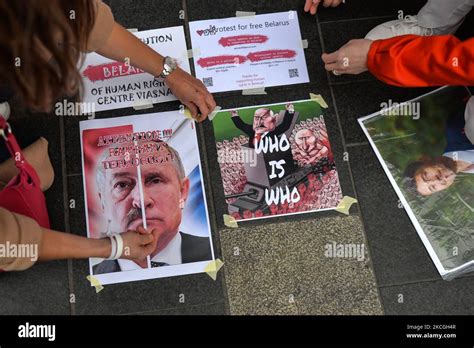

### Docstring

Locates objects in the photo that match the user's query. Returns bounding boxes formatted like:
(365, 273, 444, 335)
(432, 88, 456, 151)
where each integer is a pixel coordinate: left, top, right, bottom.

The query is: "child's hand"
(304, 0, 344, 15)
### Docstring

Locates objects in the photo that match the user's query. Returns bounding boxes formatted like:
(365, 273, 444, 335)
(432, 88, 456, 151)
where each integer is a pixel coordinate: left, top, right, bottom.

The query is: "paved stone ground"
(0, 0, 473, 315)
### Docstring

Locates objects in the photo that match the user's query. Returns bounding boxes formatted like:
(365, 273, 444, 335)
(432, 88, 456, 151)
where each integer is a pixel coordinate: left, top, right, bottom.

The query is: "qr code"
(203, 77, 213, 87)
(289, 69, 299, 78)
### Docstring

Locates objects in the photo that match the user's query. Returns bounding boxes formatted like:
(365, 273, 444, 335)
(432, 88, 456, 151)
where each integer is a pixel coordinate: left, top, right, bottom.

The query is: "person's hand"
(322, 39, 373, 75)
(118, 227, 162, 260)
(166, 67, 217, 122)
(304, 0, 344, 15)
(286, 103, 295, 113)
(230, 110, 239, 118)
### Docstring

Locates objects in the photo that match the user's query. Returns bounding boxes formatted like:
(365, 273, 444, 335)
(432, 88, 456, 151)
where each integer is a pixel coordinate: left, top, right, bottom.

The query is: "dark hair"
(403, 156, 457, 195)
(0, 0, 96, 111)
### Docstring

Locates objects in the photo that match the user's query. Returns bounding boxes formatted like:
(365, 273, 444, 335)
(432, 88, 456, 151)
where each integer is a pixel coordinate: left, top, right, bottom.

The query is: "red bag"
(0, 117, 50, 228)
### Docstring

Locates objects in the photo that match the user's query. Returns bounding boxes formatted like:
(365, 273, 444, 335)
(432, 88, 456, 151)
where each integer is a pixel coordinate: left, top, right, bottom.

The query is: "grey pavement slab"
(380, 279, 474, 315)
(220, 215, 382, 315)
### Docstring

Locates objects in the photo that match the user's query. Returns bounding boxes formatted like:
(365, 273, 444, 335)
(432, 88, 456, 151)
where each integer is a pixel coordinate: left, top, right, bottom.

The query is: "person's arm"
(368, 35, 474, 87)
(39, 226, 160, 262)
(0, 207, 160, 271)
(274, 110, 294, 134)
(38, 229, 110, 261)
(230, 111, 253, 136)
(274, 104, 295, 134)
(0, 208, 44, 271)
(88, 1, 216, 120)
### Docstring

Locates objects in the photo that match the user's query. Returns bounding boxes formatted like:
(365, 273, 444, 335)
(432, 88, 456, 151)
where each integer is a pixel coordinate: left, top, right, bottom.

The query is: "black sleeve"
(231, 115, 254, 137)
(274, 110, 294, 135)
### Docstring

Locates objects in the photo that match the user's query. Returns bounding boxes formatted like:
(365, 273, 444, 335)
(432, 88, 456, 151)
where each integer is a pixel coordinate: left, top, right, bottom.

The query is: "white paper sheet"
(189, 11, 309, 93)
(79, 27, 191, 112)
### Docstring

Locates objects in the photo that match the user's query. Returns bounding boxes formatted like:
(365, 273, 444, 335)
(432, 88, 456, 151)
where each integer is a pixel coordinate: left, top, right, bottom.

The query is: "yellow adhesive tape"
(335, 196, 358, 215)
(204, 258, 224, 281)
(309, 93, 328, 109)
(86, 275, 104, 293)
(127, 28, 138, 33)
(301, 39, 309, 49)
(223, 214, 238, 228)
(183, 108, 194, 120)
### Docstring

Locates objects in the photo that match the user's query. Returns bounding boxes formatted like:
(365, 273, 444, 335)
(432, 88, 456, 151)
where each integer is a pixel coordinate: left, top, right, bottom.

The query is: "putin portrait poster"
(212, 99, 343, 222)
(80, 112, 215, 285)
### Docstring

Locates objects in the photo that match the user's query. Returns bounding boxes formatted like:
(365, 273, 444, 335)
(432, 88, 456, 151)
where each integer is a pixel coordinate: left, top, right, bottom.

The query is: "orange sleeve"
(367, 35, 474, 87)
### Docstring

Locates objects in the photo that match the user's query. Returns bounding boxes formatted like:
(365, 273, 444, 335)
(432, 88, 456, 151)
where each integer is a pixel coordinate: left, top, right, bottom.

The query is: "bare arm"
(38, 229, 111, 261)
(38, 227, 161, 262)
(96, 22, 164, 77)
(96, 23, 216, 120)
(231, 111, 253, 136)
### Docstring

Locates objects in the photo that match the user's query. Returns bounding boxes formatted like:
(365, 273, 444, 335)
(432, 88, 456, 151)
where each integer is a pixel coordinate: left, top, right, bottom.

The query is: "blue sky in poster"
(181, 165, 209, 237)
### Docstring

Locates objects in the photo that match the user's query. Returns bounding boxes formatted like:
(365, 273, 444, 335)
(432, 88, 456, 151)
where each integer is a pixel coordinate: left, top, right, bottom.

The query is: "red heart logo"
(197, 30, 204, 36)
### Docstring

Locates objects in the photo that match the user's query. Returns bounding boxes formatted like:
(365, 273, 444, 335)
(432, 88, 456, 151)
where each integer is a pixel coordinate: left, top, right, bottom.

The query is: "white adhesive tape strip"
(236, 11, 256, 17)
(208, 106, 222, 121)
(132, 100, 154, 110)
(242, 86, 267, 95)
(187, 47, 201, 59)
